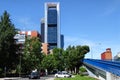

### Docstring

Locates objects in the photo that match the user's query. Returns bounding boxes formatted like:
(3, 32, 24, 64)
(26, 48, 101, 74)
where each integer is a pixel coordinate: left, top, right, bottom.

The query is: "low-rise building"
(14, 30, 40, 54)
(14, 30, 51, 55)
(101, 48, 112, 60)
(114, 52, 120, 61)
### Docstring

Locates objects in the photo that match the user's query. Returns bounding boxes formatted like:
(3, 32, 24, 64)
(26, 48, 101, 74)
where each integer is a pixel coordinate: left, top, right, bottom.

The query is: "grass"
(54, 75, 97, 80)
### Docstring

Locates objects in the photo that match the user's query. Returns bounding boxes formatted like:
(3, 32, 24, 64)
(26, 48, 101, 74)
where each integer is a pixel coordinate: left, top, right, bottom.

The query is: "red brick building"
(19, 31, 40, 38)
(101, 48, 112, 60)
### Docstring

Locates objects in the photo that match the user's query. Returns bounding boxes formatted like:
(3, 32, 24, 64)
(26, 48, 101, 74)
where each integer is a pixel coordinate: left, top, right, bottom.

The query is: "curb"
(45, 78, 55, 80)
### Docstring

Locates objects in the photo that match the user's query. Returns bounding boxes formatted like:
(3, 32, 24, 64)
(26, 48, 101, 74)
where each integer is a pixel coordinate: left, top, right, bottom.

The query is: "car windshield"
(57, 72, 61, 74)
(31, 72, 38, 75)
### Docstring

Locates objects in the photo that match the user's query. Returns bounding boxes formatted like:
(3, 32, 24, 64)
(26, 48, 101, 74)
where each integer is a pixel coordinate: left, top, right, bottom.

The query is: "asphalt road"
(0, 75, 55, 80)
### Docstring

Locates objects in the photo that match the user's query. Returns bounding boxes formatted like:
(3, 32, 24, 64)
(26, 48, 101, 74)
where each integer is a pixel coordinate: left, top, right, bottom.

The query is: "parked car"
(29, 71, 40, 79)
(40, 71, 45, 76)
(55, 71, 71, 78)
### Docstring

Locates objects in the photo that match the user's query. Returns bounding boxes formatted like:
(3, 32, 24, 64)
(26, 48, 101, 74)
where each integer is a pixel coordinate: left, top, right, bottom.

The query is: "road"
(0, 75, 55, 80)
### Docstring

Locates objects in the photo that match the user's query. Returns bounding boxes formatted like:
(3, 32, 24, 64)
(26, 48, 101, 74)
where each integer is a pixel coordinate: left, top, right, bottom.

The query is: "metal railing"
(83, 59, 120, 76)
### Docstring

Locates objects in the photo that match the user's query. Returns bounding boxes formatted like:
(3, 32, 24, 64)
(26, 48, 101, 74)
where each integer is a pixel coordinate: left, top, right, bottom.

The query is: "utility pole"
(19, 52, 21, 77)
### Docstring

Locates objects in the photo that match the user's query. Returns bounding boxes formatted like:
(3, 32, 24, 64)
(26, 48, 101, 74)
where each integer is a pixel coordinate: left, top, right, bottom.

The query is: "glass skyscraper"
(41, 18, 45, 43)
(44, 2, 61, 50)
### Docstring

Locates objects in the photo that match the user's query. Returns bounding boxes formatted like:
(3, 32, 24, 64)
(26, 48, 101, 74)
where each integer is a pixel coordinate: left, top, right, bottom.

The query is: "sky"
(0, 0, 120, 59)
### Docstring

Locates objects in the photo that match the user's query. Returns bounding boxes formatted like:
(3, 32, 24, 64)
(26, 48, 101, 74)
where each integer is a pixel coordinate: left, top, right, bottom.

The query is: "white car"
(55, 71, 71, 78)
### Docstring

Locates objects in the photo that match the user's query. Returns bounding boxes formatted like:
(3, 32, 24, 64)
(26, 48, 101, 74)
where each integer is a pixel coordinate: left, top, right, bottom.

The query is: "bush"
(0, 68, 2, 72)
(79, 67, 87, 73)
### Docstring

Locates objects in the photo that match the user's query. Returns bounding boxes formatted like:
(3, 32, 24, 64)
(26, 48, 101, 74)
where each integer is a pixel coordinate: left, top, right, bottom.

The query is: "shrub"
(79, 67, 87, 73)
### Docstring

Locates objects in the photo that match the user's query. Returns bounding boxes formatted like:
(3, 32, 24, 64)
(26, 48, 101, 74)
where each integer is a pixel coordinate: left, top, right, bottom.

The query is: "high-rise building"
(61, 34, 64, 49)
(41, 18, 45, 43)
(44, 2, 61, 50)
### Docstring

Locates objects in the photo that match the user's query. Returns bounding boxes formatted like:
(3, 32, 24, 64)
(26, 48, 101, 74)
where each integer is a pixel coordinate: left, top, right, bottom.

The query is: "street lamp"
(16, 49, 21, 77)
(90, 43, 101, 59)
(4, 66, 6, 77)
(19, 51, 21, 77)
(14, 33, 25, 77)
(89, 44, 93, 59)
(90, 47, 93, 59)
(17, 44, 23, 78)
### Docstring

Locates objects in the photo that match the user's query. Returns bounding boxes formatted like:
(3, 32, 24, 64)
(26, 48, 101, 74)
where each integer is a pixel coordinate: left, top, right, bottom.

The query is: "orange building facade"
(101, 48, 112, 60)
(16, 31, 50, 55)
(19, 31, 40, 38)
(41, 43, 49, 55)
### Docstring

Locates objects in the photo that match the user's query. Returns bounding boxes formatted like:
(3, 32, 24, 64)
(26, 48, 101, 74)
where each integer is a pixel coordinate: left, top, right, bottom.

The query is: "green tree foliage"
(41, 48, 65, 73)
(41, 54, 55, 73)
(0, 11, 18, 73)
(64, 45, 90, 74)
(22, 37, 43, 74)
(65, 46, 77, 70)
(41, 45, 89, 74)
(52, 48, 64, 70)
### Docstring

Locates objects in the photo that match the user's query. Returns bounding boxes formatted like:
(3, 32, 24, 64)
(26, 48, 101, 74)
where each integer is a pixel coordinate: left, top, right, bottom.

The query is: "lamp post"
(19, 52, 21, 77)
(14, 33, 25, 77)
(18, 44, 23, 78)
(16, 48, 21, 77)
(4, 66, 6, 77)
(90, 46, 93, 59)
(90, 43, 101, 59)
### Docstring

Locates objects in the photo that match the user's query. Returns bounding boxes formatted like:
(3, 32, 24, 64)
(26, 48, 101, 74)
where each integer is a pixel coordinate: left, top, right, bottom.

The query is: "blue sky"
(0, 0, 120, 59)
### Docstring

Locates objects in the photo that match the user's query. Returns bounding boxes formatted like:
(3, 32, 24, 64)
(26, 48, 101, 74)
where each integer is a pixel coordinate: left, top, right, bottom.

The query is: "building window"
(47, 27, 57, 43)
(47, 9, 57, 24)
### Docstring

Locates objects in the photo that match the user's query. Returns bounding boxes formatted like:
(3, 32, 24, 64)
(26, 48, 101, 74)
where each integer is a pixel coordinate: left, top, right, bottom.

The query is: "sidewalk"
(45, 78, 55, 80)
(0, 77, 18, 80)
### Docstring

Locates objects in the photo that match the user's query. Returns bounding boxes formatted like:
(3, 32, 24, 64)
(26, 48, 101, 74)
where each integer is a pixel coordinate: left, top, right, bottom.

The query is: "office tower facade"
(44, 2, 61, 50)
(61, 34, 64, 49)
(41, 18, 45, 43)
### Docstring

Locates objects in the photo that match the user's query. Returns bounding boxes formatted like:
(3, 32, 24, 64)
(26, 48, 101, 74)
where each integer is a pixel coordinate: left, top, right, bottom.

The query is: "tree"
(0, 11, 18, 74)
(64, 45, 90, 74)
(41, 45, 89, 74)
(22, 37, 43, 74)
(41, 54, 55, 73)
(41, 48, 64, 74)
(52, 48, 64, 71)
(65, 46, 77, 72)
(75, 45, 90, 74)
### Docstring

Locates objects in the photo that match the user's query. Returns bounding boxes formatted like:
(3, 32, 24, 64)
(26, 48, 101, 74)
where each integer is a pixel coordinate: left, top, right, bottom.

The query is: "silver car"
(55, 71, 71, 78)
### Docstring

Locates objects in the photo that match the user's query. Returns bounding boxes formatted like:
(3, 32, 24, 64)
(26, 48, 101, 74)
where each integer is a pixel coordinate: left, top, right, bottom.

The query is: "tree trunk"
(75, 67, 76, 74)
(76, 66, 80, 74)
(45, 69, 48, 75)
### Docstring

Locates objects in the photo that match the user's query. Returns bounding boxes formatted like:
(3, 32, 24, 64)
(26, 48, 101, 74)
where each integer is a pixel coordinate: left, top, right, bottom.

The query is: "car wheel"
(38, 77, 40, 79)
